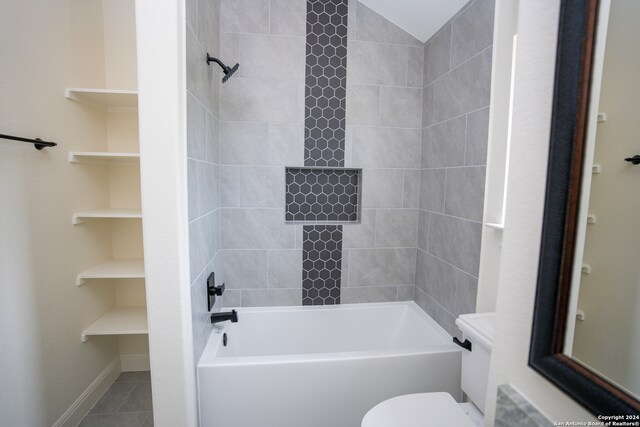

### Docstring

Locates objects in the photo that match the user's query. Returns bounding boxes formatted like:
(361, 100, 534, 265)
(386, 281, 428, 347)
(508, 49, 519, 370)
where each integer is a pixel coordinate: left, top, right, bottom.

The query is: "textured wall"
(185, 0, 222, 363)
(413, 0, 495, 337)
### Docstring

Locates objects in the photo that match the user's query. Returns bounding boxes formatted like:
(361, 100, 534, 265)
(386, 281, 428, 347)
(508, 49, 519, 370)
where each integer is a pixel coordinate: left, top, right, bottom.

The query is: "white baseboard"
(53, 357, 121, 427)
(120, 353, 150, 372)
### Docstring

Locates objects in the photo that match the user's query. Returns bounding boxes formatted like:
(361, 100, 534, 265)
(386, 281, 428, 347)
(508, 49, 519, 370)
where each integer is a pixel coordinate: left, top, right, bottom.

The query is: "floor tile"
(120, 381, 153, 412)
(79, 412, 148, 427)
(90, 382, 135, 414)
(115, 371, 151, 383)
(142, 412, 154, 427)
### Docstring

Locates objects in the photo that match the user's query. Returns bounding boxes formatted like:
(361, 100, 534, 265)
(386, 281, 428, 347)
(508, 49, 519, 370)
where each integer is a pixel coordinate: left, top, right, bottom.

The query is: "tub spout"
(211, 309, 238, 324)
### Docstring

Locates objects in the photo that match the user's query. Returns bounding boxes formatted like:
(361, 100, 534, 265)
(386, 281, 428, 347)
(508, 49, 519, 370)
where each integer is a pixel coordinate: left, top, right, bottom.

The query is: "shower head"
(206, 53, 240, 83)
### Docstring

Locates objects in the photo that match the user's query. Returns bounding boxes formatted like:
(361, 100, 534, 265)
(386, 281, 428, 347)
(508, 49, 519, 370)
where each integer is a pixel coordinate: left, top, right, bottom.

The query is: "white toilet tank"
(455, 312, 495, 413)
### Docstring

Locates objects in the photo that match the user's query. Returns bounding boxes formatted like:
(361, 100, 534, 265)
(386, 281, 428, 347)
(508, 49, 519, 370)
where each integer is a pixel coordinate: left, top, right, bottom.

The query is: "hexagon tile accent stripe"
(304, 0, 348, 167)
(285, 168, 360, 222)
(302, 225, 343, 305)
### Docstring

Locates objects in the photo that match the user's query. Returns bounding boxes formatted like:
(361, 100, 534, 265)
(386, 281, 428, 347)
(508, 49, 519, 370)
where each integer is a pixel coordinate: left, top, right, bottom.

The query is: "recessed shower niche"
(285, 167, 362, 223)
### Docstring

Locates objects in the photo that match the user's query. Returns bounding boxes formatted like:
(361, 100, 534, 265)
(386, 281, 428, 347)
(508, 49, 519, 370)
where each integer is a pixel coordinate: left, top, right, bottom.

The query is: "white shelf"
(69, 151, 140, 164)
(72, 209, 142, 225)
(81, 307, 148, 342)
(76, 259, 145, 286)
(65, 88, 138, 112)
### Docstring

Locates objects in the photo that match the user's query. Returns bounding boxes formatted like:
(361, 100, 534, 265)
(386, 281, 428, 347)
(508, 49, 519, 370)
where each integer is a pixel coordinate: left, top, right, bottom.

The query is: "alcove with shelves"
(68, 0, 149, 371)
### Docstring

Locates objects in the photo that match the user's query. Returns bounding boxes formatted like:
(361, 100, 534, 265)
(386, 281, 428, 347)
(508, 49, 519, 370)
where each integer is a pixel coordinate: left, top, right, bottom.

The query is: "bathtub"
(197, 301, 461, 427)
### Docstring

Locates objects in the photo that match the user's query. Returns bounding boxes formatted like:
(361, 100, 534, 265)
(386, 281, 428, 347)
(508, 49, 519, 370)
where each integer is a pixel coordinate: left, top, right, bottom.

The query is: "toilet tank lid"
(456, 312, 495, 351)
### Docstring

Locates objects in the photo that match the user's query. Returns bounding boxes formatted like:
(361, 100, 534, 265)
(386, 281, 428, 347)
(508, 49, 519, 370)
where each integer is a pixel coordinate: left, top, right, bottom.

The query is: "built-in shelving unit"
(65, 88, 138, 111)
(69, 151, 140, 164)
(76, 259, 145, 286)
(81, 307, 148, 342)
(72, 209, 142, 225)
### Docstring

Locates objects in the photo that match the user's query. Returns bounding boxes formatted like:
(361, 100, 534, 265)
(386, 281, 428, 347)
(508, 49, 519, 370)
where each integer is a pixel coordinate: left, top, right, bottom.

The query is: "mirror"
(529, 0, 640, 417)
(566, 0, 640, 401)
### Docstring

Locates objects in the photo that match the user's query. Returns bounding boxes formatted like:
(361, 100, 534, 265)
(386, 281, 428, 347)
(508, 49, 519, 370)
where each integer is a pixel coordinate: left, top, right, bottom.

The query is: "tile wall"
(185, 0, 222, 363)
(341, 0, 423, 304)
(413, 0, 495, 336)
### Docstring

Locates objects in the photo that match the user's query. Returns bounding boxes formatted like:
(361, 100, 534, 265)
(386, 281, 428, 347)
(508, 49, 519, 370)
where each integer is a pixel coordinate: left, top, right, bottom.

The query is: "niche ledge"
(285, 167, 361, 224)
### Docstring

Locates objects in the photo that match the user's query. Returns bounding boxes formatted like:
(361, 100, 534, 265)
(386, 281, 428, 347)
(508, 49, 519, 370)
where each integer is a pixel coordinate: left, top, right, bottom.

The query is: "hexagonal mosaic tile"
(304, 0, 348, 167)
(285, 168, 360, 222)
(302, 225, 342, 305)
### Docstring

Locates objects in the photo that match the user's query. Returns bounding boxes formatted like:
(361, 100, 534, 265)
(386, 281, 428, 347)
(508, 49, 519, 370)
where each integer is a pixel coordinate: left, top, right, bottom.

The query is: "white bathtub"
(197, 301, 461, 427)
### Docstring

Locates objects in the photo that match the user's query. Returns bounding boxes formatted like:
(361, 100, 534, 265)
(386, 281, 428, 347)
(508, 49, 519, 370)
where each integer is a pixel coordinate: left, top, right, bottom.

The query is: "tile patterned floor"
(79, 371, 153, 427)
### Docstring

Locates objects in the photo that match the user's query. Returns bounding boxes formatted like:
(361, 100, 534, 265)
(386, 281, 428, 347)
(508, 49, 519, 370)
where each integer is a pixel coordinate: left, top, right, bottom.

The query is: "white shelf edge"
(76, 259, 145, 286)
(69, 151, 140, 164)
(65, 88, 138, 112)
(81, 307, 148, 342)
(72, 209, 142, 225)
(485, 222, 505, 231)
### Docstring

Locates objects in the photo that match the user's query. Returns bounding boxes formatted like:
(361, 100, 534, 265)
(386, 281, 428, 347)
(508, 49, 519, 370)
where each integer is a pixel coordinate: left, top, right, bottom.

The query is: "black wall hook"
(624, 155, 640, 165)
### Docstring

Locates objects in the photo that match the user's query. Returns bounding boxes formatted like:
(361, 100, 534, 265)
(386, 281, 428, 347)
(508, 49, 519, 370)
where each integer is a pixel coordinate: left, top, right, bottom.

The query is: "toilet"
(362, 312, 495, 427)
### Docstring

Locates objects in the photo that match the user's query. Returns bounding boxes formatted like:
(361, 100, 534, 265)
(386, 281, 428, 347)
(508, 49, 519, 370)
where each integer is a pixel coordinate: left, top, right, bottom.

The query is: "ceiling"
(359, 0, 469, 43)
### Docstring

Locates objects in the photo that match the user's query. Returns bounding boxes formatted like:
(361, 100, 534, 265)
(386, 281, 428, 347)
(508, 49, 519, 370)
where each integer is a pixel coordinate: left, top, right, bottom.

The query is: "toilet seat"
(361, 392, 477, 427)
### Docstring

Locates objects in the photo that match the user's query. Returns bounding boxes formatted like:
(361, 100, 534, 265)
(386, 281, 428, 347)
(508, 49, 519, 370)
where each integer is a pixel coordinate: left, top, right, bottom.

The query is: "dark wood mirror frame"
(529, 0, 640, 416)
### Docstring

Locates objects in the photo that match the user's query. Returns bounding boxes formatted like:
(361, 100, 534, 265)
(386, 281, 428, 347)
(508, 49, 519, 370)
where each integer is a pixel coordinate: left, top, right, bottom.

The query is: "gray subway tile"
(398, 285, 414, 301)
(220, 0, 269, 34)
(352, 127, 420, 169)
(362, 169, 404, 208)
(407, 46, 424, 88)
(347, 85, 380, 126)
(451, 0, 495, 68)
(419, 169, 446, 213)
(197, 162, 219, 214)
(239, 34, 305, 80)
(403, 169, 420, 208)
(375, 209, 419, 248)
(347, 42, 378, 85)
(189, 213, 216, 281)
(377, 44, 409, 87)
(220, 209, 295, 249)
(142, 413, 154, 427)
(456, 271, 478, 316)
(417, 211, 430, 251)
(433, 47, 492, 122)
(220, 77, 301, 123)
(187, 93, 207, 161)
(197, 0, 220, 58)
(187, 159, 199, 220)
(342, 286, 398, 304)
(186, 28, 207, 107)
(465, 106, 490, 166)
(206, 114, 220, 164)
(220, 249, 268, 289)
(444, 166, 486, 222)
(191, 273, 209, 342)
(223, 289, 242, 307)
(267, 123, 304, 165)
(414, 286, 437, 318)
(436, 305, 462, 339)
(415, 251, 457, 313)
(343, 209, 376, 248)
(268, 250, 302, 289)
(269, 0, 306, 36)
(428, 214, 482, 276)
(422, 83, 435, 127)
(242, 288, 301, 307)
(424, 24, 451, 85)
(421, 116, 466, 168)
(219, 165, 239, 207)
(348, 248, 416, 287)
(354, 2, 422, 46)
(238, 166, 284, 208)
(220, 33, 240, 65)
(380, 87, 422, 128)
(220, 121, 268, 165)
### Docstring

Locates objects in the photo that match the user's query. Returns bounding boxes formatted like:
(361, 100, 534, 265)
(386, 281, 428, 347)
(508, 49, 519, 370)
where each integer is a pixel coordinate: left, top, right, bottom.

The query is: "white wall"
(0, 0, 120, 424)
(136, 0, 198, 424)
(483, 0, 597, 423)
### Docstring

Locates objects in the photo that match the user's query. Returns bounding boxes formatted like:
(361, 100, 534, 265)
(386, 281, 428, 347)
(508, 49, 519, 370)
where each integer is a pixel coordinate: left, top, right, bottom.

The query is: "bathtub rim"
(198, 301, 460, 367)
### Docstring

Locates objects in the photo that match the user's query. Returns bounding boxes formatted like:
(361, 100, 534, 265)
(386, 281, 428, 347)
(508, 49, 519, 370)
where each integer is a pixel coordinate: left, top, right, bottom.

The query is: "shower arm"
(206, 54, 230, 72)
